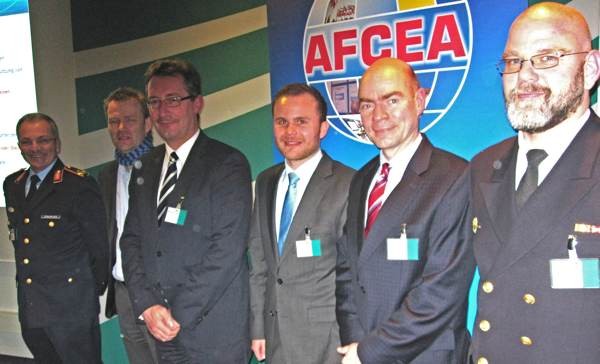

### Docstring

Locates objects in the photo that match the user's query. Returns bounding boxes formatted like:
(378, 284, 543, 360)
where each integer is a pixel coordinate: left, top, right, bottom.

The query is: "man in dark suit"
(249, 84, 354, 363)
(120, 59, 252, 363)
(336, 58, 475, 364)
(98, 87, 157, 363)
(3, 113, 108, 363)
(468, 3, 600, 363)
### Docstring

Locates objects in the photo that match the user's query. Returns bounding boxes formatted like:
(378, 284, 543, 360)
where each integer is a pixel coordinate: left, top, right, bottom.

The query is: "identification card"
(296, 239, 321, 258)
(550, 258, 600, 289)
(164, 207, 187, 225)
(387, 235, 419, 261)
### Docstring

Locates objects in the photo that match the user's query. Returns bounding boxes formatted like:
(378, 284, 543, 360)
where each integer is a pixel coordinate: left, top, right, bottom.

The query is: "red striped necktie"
(365, 163, 390, 236)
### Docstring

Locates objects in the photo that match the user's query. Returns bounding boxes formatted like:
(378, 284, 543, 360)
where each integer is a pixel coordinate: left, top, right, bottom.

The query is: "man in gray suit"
(98, 87, 157, 364)
(120, 59, 252, 363)
(468, 3, 600, 363)
(336, 58, 475, 364)
(249, 83, 354, 363)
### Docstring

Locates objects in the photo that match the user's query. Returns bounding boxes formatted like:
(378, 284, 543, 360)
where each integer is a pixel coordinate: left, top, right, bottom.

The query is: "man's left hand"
(337, 342, 361, 364)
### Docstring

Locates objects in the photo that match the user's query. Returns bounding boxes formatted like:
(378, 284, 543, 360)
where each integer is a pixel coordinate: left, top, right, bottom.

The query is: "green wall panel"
(76, 29, 269, 136)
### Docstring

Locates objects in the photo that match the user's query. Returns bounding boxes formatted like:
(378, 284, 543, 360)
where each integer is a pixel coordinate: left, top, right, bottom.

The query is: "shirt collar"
(165, 129, 200, 165)
(518, 109, 589, 159)
(30, 158, 58, 182)
(282, 149, 323, 182)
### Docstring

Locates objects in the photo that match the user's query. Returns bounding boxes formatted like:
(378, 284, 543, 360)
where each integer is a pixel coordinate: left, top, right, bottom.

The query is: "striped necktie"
(157, 152, 178, 225)
(365, 163, 390, 236)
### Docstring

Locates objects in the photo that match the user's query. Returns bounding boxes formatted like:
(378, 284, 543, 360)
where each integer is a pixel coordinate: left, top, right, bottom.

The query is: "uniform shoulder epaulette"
(13, 169, 27, 183)
(64, 165, 88, 177)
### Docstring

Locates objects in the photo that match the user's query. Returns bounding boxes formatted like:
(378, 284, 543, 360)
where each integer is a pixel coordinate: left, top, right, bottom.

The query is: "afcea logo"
(303, 0, 472, 143)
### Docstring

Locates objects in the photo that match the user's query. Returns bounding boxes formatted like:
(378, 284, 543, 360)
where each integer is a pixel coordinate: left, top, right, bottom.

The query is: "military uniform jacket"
(336, 136, 475, 364)
(468, 112, 600, 364)
(3, 159, 109, 328)
(249, 153, 354, 364)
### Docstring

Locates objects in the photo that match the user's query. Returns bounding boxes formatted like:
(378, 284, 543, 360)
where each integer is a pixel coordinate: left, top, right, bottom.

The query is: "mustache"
(509, 83, 551, 100)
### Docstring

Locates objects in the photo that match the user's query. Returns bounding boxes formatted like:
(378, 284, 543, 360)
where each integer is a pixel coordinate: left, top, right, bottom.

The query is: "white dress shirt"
(364, 134, 422, 225)
(515, 109, 589, 188)
(274, 150, 323, 239)
(112, 164, 132, 282)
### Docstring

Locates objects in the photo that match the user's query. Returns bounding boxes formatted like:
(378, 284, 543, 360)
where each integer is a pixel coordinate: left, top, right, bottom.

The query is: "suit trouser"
(22, 319, 101, 364)
(115, 280, 159, 364)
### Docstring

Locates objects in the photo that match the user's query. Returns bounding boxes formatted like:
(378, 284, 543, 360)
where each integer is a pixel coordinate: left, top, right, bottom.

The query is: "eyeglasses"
(18, 137, 56, 148)
(147, 95, 194, 109)
(496, 51, 589, 74)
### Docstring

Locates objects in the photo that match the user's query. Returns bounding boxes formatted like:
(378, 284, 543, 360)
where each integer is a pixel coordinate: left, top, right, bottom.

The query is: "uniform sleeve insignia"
(64, 165, 88, 178)
(14, 169, 26, 183)
(53, 169, 63, 183)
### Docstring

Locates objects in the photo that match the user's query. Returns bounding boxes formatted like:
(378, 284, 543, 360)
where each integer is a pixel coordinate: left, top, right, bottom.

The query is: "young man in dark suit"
(336, 58, 475, 364)
(4, 113, 108, 363)
(98, 87, 157, 364)
(120, 59, 252, 363)
(468, 3, 600, 363)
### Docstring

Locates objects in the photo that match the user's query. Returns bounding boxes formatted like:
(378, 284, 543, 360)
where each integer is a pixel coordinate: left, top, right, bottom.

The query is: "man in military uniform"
(468, 3, 600, 363)
(3, 113, 108, 363)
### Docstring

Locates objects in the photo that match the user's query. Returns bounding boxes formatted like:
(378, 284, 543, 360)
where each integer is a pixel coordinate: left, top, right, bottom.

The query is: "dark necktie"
(365, 163, 390, 236)
(157, 152, 179, 225)
(516, 149, 547, 209)
(278, 172, 300, 255)
(26, 174, 40, 202)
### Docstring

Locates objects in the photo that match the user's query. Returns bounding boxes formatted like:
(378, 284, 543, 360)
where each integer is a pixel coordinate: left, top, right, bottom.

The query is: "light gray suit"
(249, 153, 354, 364)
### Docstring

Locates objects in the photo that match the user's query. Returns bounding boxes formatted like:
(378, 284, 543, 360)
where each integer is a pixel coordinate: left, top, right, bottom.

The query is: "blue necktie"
(278, 172, 299, 255)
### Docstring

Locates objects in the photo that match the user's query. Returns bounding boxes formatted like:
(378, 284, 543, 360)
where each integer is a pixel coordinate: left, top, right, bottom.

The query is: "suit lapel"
(165, 133, 209, 209)
(359, 138, 432, 265)
(278, 154, 333, 265)
(491, 115, 600, 275)
(265, 166, 282, 262)
(479, 139, 518, 250)
(26, 160, 64, 211)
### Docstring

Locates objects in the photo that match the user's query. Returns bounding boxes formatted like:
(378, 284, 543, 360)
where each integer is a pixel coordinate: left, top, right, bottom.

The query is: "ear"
(414, 87, 427, 115)
(193, 95, 204, 115)
(144, 116, 152, 134)
(319, 120, 329, 140)
(583, 49, 600, 91)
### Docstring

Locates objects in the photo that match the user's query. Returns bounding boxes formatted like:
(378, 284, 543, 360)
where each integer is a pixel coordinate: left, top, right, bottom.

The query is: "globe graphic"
(303, 0, 472, 144)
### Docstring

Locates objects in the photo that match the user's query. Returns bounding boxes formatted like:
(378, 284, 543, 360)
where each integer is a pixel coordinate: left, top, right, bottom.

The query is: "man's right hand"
(142, 305, 180, 342)
(251, 339, 266, 361)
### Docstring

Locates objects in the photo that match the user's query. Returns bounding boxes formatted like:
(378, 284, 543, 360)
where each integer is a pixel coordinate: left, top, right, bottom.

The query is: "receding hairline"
(360, 58, 420, 92)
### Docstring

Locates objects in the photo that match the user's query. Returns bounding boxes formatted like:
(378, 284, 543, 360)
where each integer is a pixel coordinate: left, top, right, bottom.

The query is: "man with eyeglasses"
(98, 87, 158, 364)
(3, 113, 108, 363)
(120, 59, 252, 363)
(467, 2, 600, 363)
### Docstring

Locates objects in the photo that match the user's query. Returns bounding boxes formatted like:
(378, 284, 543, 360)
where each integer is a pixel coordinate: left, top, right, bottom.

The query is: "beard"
(505, 67, 584, 133)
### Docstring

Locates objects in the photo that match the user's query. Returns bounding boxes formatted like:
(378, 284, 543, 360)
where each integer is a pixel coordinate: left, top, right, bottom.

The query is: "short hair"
(16, 113, 60, 141)
(272, 83, 327, 122)
(103, 87, 149, 119)
(144, 58, 202, 96)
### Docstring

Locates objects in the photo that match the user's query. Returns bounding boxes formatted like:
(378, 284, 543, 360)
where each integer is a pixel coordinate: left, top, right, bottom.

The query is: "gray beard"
(505, 68, 584, 133)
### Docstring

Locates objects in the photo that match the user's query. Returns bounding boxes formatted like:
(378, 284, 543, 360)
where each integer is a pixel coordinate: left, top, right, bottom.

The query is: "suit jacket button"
(24, 217, 30, 224)
(277, 278, 283, 285)
(477, 357, 488, 364)
(520, 336, 533, 346)
(360, 286, 366, 293)
(25, 278, 32, 284)
(23, 258, 30, 265)
(23, 238, 30, 244)
(156, 251, 162, 257)
(479, 319, 490, 332)
(522, 293, 536, 305)
(482, 281, 494, 293)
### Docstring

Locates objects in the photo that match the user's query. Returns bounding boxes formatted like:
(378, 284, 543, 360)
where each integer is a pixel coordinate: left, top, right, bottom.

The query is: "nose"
(373, 102, 387, 121)
(516, 59, 539, 83)
(285, 122, 298, 135)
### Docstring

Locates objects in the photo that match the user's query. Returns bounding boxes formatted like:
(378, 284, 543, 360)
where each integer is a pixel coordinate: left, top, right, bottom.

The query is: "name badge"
(387, 224, 419, 261)
(550, 235, 600, 289)
(296, 239, 321, 258)
(164, 207, 187, 225)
